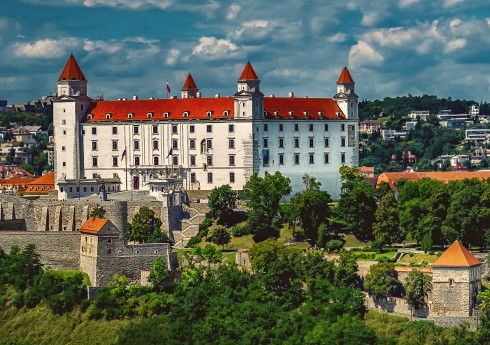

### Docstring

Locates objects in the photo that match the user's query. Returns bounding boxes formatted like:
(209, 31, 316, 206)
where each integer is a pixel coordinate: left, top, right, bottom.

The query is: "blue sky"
(1, 0, 489, 105)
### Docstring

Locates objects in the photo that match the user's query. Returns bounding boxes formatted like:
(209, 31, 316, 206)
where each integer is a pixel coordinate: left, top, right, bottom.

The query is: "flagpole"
(166, 80, 168, 99)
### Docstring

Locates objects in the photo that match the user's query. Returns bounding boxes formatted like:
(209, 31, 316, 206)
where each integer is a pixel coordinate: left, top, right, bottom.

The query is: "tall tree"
(364, 262, 399, 299)
(126, 206, 168, 243)
(208, 226, 231, 249)
(148, 257, 170, 292)
(404, 270, 432, 320)
(208, 184, 237, 224)
(244, 172, 291, 242)
(373, 191, 402, 247)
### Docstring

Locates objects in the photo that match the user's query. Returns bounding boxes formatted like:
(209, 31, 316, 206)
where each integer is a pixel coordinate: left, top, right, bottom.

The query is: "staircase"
(173, 203, 209, 247)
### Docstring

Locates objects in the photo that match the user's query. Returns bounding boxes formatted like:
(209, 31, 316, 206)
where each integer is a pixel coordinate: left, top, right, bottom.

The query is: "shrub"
(232, 225, 250, 237)
(325, 239, 345, 252)
(186, 236, 201, 248)
(199, 217, 213, 232)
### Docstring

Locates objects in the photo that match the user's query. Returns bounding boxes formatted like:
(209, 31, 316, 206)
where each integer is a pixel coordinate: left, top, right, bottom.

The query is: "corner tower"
(181, 73, 199, 99)
(334, 67, 358, 119)
(53, 55, 92, 188)
(234, 62, 264, 119)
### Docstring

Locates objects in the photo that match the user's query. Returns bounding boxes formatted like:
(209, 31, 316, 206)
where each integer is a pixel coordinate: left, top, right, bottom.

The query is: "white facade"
(53, 57, 359, 200)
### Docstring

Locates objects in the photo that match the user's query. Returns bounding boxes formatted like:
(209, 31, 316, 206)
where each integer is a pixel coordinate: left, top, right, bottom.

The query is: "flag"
(166, 82, 171, 94)
(121, 148, 127, 161)
(166, 148, 173, 159)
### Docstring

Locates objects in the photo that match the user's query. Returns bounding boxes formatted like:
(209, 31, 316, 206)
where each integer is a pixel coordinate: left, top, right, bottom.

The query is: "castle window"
(183, 111, 189, 117)
(92, 141, 98, 151)
(309, 123, 314, 131)
(207, 172, 213, 184)
(112, 127, 117, 134)
(207, 155, 213, 166)
(207, 125, 212, 133)
(63, 130, 66, 135)
(190, 139, 196, 150)
(152, 125, 158, 134)
(133, 125, 139, 134)
(304, 111, 310, 117)
(134, 156, 140, 166)
(341, 153, 345, 164)
(279, 124, 283, 131)
(112, 140, 118, 151)
(449, 278, 454, 286)
(62, 146, 65, 151)
(128, 113, 134, 119)
(172, 125, 178, 134)
(309, 138, 314, 148)
(264, 124, 268, 132)
(191, 173, 196, 183)
(341, 137, 346, 147)
(294, 138, 300, 148)
(173, 156, 178, 165)
(147, 112, 154, 118)
(189, 125, 195, 133)
(279, 154, 284, 165)
(341, 124, 346, 131)
(107, 238, 112, 244)
(106, 113, 112, 119)
(92, 127, 97, 135)
(263, 138, 268, 148)
(279, 138, 284, 148)
(206, 139, 212, 149)
(112, 157, 118, 167)
(274, 111, 279, 116)
(92, 157, 98, 167)
(324, 124, 329, 131)
(324, 137, 329, 148)
(62, 119, 66, 125)
(229, 172, 235, 183)
(229, 124, 234, 133)
(172, 139, 178, 149)
(190, 155, 196, 166)
(229, 155, 235, 166)
(289, 111, 295, 116)
(107, 249, 112, 254)
(153, 140, 158, 150)
(294, 124, 299, 131)
(153, 156, 159, 165)
(223, 110, 229, 117)
(318, 111, 324, 117)
(309, 153, 314, 164)
(229, 139, 235, 149)
(206, 111, 213, 117)
(294, 154, 300, 165)
(134, 140, 139, 150)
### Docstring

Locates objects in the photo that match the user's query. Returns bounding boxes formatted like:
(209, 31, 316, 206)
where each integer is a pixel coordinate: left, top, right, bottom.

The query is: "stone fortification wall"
(94, 242, 172, 286)
(365, 294, 429, 319)
(0, 231, 80, 270)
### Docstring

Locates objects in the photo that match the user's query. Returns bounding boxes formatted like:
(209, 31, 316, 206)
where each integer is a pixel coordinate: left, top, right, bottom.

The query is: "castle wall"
(0, 231, 80, 270)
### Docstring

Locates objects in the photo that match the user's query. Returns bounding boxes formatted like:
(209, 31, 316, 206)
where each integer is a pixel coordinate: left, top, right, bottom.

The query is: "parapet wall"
(0, 231, 80, 270)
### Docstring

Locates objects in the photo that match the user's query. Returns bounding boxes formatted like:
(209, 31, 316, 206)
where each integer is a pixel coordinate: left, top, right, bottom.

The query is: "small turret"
(234, 61, 263, 119)
(57, 54, 87, 97)
(334, 66, 358, 119)
(181, 73, 199, 99)
(236, 61, 260, 93)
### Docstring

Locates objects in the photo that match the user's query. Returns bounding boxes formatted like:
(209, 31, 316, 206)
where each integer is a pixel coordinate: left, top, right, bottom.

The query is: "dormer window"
(223, 110, 230, 117)
(163, 112, 170, 118)
(336, 111, 341, 117)
(87, 114, 93, 120)
(274, 111, 279, 116)
(263, 111, 267, 116)
(289, 111, 295, 116)
(147, 112, 154, 118)
(318, 111, 324, 117)
(128, 113, 134, 119)
(105, 113, 112, 119)
(206, 111, 213, 117)
(183, 111, 189, 117)
(303, 111, 309, 117)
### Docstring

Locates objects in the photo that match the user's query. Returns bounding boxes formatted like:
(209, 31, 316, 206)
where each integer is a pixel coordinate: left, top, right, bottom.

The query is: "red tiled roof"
(337, 67, 355, 84)
(239, 62, 259, 81)
(58, 55, 86, 81)
(80, 217, 108, 235)
(83, 96, 346, 122)
(263, 97, 345, 120)
(27, 172, 55, 187)
(432, 241, 481, 267)
(182, 73, 198, 90)
(84, 98, 235, 122)
(377, 171, 490, 190)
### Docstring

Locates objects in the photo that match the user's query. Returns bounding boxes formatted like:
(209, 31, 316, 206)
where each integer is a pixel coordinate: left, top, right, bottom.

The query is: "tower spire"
(181, 73, 199, 98)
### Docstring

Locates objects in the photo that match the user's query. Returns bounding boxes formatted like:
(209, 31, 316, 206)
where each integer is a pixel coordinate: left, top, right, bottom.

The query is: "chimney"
(196, 91, 201, 98)
(215, 94, 220, 98)
(288, 92, 294, 98)
(133, 95, 138, 100)
(269, 94, 275, 97)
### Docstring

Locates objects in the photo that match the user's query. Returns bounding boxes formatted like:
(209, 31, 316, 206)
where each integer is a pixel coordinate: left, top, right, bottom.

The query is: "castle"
(53, 56, 359, 200)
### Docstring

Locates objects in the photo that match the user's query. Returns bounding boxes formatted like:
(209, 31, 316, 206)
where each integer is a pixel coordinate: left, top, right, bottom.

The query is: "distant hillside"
(359, 94, 489, 120)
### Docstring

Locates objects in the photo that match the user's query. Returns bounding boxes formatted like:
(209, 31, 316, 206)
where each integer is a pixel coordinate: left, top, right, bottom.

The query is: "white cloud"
(84, 39, 123, 54)
(443, 0, 463, 7)
(398, 0, 419, 8)
(192, 37, 239, 60)
(326, 32, 347, 43)
(444, 38, 466, 53)
(166, 48, 181, 65)
(231, 20, 273, 41)
(226, 4, 241, 20)
(83, 0, 174, 10)
(13, 38, 79, 58)
(449, 18, 461, 29)
(348, 40, 384, 68)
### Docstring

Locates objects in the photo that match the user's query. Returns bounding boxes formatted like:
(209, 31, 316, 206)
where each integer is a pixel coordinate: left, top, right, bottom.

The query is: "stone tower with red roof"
(334, 67, 358, 120)
(431, 241, 482, 317)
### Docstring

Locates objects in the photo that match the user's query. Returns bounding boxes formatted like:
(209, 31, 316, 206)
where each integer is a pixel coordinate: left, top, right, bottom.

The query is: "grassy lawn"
(398, 253, 440, 265)
(342, 233, 370, 248)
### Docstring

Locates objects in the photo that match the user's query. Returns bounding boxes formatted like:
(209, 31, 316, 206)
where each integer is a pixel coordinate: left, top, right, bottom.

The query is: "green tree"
(89, 205, 106, 218)
(126, 206, 168, 243)
(207, 184, 237, 224)
(404, 270, 432, 320)
(293, 186, 332, 245)
(148, 257, 170, 292)
(208, 226, 231, 249)
(372, 191, 402, 248)
(364, 262, 399, 299)
(244, 172, 291, 242)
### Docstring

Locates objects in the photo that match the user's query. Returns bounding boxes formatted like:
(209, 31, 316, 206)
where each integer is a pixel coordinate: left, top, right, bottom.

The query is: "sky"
(1, 0, 490, 105)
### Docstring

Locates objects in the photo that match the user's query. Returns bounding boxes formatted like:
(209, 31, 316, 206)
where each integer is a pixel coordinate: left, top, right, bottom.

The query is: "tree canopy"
(125, 206, 168, 243)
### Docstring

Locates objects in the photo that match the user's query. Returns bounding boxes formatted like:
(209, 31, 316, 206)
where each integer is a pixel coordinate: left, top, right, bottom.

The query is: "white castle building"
(53, 55, 359, 200)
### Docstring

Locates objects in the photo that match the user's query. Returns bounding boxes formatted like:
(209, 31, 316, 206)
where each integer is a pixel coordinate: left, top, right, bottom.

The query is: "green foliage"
(147, 258, 170, 293)
(231, 224, 250, 237)
(125, 206, 168, 243)
(325, 239, 344, 252)
(373, 191, 402, 247)
(207, 226, 231, 249)
(292, 177, 332, 245)
(207, 184, 237, 223)
(89, 205, 106, 218)
(364, 262, 400, 299)
(198, 217, 213, 232)
(244, 172, 291, 242)
(0, 244, 42, 290)
(404, 270, 432, 318)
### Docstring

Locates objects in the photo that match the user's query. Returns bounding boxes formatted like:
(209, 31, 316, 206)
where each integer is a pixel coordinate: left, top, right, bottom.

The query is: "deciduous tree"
(208, 184, 237, 224)
(404, 270, 432, 320)
(373, 191, 402, 247)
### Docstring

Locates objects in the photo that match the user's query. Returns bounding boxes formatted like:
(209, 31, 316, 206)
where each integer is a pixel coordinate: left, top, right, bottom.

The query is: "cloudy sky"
(1, 0, 489, 105)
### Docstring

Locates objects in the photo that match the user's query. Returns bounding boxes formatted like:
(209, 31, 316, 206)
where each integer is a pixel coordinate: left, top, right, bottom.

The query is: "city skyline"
(1, 0, 489, 104)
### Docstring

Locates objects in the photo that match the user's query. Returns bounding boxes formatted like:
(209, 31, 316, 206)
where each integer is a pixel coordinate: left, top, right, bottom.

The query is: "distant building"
(403, 121, 418, 131)
(465, 128, 490, 142)
(439, 119, 469, 129)
(381, 129, 406, 140)
(408, 110, 430, 121)
(359, 166, 375, 178)
(469, 104, 479, 116)
(470, 148, 486, 166)
(24, 172, 55, 196)
(359, 120, 382, 134)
